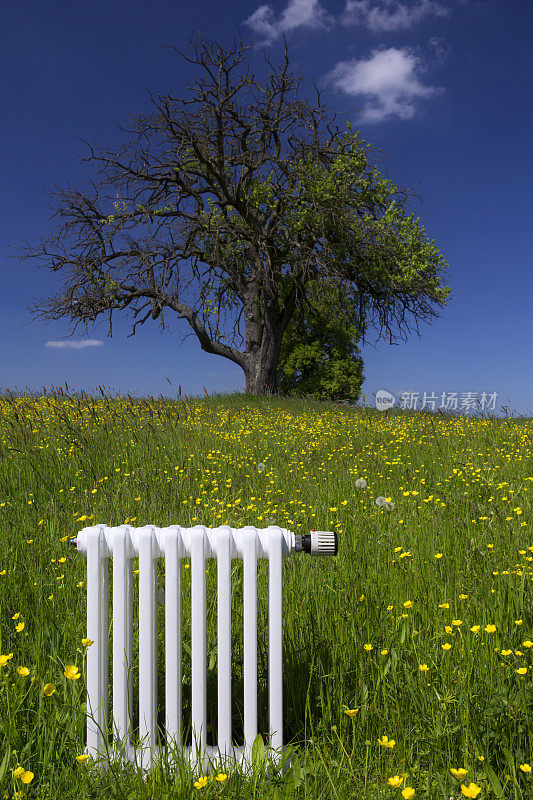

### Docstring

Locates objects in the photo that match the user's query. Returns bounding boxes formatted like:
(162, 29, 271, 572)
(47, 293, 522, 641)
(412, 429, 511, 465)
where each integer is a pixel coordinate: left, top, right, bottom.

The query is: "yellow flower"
(419, 664, 429, 672)
(402, 788, 415, 799)
(15, 622, 25, 633)
(344, 708, 359, 717)
(485, 624, 496, 633)
(64, 665, 81, 680)
(378, 735, 395, 748)
(76, 754, 90, 763)
(442, 643, 452, 651)
(81, 639, 94, 647)
(17, 666, 30, 677)
(460, 782, 481, 798)
(43, 683, 56, 696)
(0, 653, 14, 667)
(516, 667, 528, 675)
(403, 601, 413, 608)
(451, 768, 468, 779)
(215, 773, 228, 782)
(520, 764, 531, 773)
(451, 619, 462, 627)
(364, 643, 373, 651)
(20, 771, 34, 784)
(470, 625, 481, 633)
(388, 775, 403, 788)
(194, 776, 208, 789)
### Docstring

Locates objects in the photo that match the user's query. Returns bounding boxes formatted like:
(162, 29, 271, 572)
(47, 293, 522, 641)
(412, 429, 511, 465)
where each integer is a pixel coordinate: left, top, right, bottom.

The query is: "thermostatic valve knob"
(295, 531, 338, 556)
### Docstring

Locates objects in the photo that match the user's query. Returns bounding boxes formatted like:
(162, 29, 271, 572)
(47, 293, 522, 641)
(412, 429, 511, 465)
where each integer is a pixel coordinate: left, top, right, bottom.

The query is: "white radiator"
(72, 525, 337, 775)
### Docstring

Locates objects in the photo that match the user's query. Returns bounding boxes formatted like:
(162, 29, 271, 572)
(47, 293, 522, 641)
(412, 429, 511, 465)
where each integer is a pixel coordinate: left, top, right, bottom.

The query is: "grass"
(0, 383, 532, 799)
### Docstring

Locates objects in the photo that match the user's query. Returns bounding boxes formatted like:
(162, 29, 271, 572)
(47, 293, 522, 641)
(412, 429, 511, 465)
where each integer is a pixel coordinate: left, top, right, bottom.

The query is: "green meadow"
(0, 386, 532, 799)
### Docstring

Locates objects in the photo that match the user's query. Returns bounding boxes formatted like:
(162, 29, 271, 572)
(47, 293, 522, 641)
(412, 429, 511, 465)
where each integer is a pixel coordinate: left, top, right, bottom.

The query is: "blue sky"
(2, 0, 532, 415)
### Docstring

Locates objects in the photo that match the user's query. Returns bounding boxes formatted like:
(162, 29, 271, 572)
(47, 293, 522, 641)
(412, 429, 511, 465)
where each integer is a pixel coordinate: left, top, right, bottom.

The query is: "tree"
(10, 32, 451, 395)
(276, 277, 365, 404)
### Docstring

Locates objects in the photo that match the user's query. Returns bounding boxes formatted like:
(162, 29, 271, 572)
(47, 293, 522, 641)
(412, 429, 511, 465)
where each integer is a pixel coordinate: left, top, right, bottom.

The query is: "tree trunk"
(244, 354, 279, 394)
(241, 255, 298, 395)
(243, 312, 285, 395)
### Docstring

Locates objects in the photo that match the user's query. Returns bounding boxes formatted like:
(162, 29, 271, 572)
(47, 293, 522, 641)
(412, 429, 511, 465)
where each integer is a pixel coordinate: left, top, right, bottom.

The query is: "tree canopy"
(276, 277, 365, 404)
(10, 32, 451, 395)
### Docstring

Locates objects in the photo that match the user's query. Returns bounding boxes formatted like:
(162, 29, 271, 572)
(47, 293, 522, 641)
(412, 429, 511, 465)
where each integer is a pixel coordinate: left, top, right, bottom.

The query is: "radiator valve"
(294, 530, 338, 556)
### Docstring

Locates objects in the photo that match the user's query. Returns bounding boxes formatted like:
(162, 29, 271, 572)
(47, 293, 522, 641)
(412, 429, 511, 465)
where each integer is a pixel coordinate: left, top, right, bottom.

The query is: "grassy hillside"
(0, 387, 532, 799)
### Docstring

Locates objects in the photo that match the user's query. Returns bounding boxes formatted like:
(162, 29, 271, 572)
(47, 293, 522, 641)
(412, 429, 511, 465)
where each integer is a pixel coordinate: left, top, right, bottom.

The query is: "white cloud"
(322, 47, 443, 123)
(244, 0, 334, 45)
(341, 0, 449, 32)
(45, 339, 103, 349)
